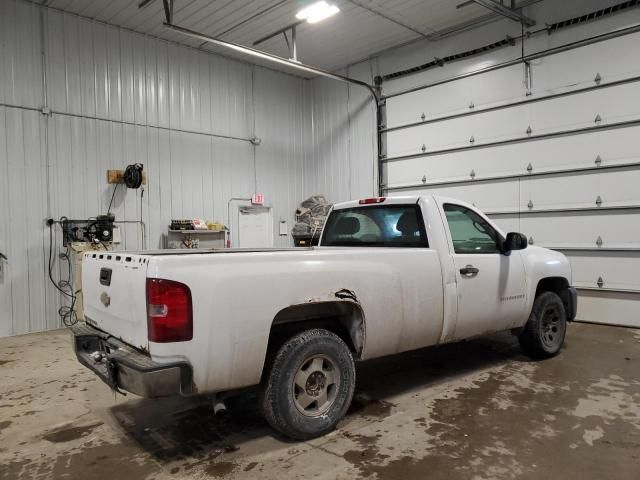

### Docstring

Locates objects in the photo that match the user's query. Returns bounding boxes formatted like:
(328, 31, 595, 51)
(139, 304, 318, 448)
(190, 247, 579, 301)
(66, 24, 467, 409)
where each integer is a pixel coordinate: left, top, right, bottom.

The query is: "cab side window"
(443, 204, 500, 254)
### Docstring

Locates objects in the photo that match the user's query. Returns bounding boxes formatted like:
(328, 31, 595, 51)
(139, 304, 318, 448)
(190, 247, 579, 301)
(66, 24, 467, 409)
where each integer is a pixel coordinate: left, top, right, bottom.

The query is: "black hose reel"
(123, 163, 144, 189)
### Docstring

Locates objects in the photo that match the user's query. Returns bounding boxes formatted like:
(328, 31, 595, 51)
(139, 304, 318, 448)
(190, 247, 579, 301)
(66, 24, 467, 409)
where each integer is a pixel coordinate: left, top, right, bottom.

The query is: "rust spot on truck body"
(335, 288, 358, 303)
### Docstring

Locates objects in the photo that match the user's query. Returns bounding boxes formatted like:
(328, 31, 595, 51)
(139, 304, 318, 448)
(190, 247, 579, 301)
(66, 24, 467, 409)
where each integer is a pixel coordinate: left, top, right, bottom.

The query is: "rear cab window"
(321, 204, 429, 247)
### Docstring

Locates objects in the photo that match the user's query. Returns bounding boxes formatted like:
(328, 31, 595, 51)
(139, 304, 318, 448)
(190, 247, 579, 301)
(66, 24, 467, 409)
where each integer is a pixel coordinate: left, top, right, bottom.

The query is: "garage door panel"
(394, 179, 519, 212)
(565, 251, 640, 291)
(386, 125, 640, 188)
(386, 117, 474, 158)
(519, 168, 640, 210)
(488, 214, 520, 235)
(575, 290, 640, 327)
(383, 32, 640, 328)
(385, 64, 524, 129)
(386, 82, 640, 158)
(520, 211, 640, 249)
(384, 32, 640, 130)
(528, 81, 640, 133)
(469, 64, 526, 110)
(386, 81, 472, 129)
(533, 31, 640, 93)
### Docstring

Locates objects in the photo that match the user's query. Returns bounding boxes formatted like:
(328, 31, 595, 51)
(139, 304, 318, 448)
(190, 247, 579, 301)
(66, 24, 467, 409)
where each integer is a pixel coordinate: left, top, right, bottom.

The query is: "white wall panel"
(254, 69, 314, 248)
(47, 114, 285, 251)
(0, 107, 51, 336)
(310, 76, 351, 203)
(308, 62, 377, 205)
(43, 9, 252, 140)
(346, 62, 378, 202)
(0, 1, 319, 336)
(0, 0, 42, 109)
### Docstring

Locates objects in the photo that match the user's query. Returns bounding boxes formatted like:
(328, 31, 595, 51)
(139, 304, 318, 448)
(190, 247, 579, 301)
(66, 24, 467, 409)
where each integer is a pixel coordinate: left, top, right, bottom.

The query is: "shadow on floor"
(109, 332, 529, 462)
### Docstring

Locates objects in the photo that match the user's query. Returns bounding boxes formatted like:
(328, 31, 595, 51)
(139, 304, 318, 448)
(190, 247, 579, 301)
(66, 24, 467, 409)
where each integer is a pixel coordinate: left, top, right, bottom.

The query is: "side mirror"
(503, 232, 528, 254)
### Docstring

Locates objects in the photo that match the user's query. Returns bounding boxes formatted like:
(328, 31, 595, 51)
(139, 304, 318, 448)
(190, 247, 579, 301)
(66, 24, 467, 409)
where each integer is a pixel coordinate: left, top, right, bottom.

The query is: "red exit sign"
(251, 194, 265, 205)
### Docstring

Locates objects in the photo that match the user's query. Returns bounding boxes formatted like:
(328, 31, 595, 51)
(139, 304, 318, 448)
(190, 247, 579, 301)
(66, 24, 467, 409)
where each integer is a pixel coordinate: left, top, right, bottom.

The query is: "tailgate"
(82, 252, 150, 352)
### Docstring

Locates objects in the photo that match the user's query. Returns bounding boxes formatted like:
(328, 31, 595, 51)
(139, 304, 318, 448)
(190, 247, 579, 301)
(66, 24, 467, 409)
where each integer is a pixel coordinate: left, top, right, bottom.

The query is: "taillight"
(146, 278, 193, 343)
(359, 197, 386, 204)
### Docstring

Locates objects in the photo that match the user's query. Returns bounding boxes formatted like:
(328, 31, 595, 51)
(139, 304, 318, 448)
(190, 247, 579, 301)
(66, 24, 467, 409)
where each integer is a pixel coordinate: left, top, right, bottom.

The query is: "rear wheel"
(260, 328, 355, 440)
(519, 291, 567, 359)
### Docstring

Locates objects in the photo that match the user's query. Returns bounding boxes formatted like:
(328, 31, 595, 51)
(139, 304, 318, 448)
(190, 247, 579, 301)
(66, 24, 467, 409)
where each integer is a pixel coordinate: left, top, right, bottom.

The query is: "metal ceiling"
(41, 0, 512, 75)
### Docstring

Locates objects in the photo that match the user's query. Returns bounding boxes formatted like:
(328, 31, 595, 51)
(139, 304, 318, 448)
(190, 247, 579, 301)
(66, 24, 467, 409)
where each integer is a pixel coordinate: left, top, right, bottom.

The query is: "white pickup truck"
(72, 194, 577, 439)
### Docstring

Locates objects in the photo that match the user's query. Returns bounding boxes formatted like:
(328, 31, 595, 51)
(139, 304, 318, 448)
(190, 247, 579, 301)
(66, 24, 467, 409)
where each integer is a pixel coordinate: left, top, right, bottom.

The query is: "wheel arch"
(266, 299, 366, 362)
(535, 276, 575, 320)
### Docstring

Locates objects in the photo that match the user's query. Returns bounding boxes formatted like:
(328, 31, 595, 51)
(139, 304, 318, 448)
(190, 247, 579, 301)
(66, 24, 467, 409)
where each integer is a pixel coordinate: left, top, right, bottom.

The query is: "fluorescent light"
(296, 1, 340, 24)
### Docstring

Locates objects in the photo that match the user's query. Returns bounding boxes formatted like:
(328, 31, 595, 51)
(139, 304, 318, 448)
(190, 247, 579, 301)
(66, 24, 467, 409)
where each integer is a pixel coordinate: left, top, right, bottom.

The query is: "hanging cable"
(140, 186, 145, 250)
(47, 221, 78, 327)
(107, 183, 119, 215)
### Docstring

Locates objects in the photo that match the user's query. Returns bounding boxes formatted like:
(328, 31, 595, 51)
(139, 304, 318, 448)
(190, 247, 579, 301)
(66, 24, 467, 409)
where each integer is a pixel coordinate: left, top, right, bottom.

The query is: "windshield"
(320, 204, 428, 247)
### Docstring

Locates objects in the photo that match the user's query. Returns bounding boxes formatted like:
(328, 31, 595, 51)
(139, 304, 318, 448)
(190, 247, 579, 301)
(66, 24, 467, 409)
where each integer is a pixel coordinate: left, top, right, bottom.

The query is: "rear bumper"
(567, 286, 578, 321)
(71, 323, 194, 398)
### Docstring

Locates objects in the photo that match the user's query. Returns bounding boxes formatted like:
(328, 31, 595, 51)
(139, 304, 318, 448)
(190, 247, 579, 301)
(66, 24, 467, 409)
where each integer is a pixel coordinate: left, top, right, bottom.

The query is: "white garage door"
(381, 31, 640, 328)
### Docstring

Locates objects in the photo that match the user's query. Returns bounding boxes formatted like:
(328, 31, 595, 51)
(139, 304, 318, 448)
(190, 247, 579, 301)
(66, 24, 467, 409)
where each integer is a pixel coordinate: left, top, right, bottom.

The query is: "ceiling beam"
(164, 22, 378, 98)
(252, 20, 304, 46)
(468, 0, 536, 26)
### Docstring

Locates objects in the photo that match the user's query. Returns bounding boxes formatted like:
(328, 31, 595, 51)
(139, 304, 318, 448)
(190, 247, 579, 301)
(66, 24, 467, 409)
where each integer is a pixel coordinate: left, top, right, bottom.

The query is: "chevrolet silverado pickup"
(72, 195, 577, 439)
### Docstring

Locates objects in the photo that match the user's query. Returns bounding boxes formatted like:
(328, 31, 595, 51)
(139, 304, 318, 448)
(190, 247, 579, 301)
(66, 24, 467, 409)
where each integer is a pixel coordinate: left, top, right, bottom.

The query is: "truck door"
(441, 203, 527, 340)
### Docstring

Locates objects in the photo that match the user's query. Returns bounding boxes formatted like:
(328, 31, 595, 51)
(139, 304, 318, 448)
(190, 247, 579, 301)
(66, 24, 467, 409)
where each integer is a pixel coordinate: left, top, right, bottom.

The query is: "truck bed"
(86, 247, 310, 258)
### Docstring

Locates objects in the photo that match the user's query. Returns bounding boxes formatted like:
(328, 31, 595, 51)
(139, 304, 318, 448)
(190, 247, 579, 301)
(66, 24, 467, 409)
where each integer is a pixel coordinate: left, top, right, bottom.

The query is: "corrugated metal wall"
(309, 62, 378, 203)
(254, 68, 314, 243)
(0, 1, 50, 337)
(0, 0, 316, 336)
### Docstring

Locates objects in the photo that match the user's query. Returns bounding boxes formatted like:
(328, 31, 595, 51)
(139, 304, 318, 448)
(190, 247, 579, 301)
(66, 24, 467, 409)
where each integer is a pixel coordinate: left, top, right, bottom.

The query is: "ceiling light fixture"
(296, 1, 340, 24)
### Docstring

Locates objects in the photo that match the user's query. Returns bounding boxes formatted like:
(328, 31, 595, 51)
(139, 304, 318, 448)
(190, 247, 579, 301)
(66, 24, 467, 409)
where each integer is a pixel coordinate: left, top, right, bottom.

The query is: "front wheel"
(260, 328, 356, 440)
(519, 291, 567, 359)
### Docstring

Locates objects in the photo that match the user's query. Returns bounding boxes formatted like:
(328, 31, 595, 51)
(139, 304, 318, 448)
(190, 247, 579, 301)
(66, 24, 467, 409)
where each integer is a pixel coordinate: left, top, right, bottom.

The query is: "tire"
(260, 328, 356, 440)
(519, 291, 567, 359)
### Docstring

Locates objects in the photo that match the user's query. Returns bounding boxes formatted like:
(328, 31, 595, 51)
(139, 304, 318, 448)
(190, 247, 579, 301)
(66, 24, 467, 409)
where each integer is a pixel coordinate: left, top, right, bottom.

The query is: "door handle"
(0, 252, 7, 261)
(460, 265, 479, 276)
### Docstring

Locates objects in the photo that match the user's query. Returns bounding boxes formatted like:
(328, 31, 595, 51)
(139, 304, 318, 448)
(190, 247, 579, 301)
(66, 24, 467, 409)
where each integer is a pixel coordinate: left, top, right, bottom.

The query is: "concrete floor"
(0, 323, 639, 480)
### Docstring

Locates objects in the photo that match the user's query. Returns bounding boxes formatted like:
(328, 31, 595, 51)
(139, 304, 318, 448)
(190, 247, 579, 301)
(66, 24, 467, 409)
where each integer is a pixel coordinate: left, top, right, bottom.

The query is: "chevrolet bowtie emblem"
(100, 292, 111, 307)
